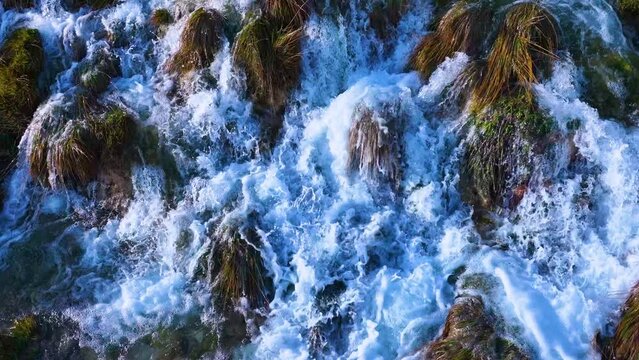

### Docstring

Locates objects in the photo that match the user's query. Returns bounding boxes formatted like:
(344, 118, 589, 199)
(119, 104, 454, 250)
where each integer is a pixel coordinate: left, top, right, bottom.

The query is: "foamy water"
(0, 0, 638, 359)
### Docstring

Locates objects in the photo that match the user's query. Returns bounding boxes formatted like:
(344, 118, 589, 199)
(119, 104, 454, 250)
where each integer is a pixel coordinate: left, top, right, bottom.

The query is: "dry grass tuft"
(409, 1, 491, 78)
(613, 285, 639, 360)
(347, 104, 402, 188)
(265, 0, 312, 27)
(49, 123, 99, 188)
(471, 2, 558, 111)
(167, 8, 224, 76)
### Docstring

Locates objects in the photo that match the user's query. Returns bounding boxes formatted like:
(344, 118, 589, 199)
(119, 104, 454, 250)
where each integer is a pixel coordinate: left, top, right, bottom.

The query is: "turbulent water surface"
(1, 0, 639, 359)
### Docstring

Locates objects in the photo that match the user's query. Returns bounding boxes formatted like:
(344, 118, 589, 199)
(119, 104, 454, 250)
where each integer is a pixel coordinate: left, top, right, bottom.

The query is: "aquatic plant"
(96, 107, 136, 153)
(471, 2, 558, 111)
(150, 8, 173, 28)
(347, 104, 402, 188)
(167, 8, 224, 76)
(207, 221, 272, 310)
(612, 285, 639, 360)
(233, 16, 303, 118)
(409, 1, 491, 78)
(425, 296, 528, 359)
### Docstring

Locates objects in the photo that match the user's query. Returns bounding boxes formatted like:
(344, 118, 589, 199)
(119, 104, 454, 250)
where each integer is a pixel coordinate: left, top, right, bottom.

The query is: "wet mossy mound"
(264, 0, 313, 28)
(461, 93, 553, 210)
(0, 28, 44, 206)
(167, 8, 224, 76)
(200, 215, 273, 348)
(0, 314, 96, 360)
(611, 285, 639, 360)
(3, 0, 35, 10)
(62, 0, 118, 12)
(76, 49, 121, 95)
(347, 103, 403, 188)
(424, 296, 528, 360)
(150, 8, 173, 28)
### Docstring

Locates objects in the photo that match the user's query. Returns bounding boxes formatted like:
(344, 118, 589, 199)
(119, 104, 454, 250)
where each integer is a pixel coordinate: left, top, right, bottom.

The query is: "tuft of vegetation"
(425, 296, 528, 359)
(233, 16, 303, 117)
(96, 107, 136, 153)
(167, 8, 224, 76)
(77, 49, 121, 94)
(613, 285, 639, 360)
(369, 0, 410, 39)
(461, 93, 553, 209)
(3, 0, 35, 10)
(409, 1, 491, 79)
(61, 0, 118, 11)
(265, 0, 312, 27)
(150, 8, 173, 28)
(29, 132, 49, 186)
(207, 221, 272, 310)
(49, 123, 100, 188)
(347, 104, 402, 188)
(471, 2, 558, 111)
(618, 0, 639, 16)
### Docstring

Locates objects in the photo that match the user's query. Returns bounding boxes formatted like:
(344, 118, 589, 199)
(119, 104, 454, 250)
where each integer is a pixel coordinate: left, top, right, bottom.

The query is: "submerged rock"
(423, 296, 528, 360)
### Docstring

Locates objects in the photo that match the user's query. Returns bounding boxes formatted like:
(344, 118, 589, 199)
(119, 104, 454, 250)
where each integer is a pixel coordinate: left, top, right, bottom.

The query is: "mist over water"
(1, 0, 638, 359)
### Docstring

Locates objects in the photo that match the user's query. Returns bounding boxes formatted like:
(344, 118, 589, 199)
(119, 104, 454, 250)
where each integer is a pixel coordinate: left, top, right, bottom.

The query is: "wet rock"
(61, 0, 119, 12)
(368, 0, 409, 39)
(3, 0, 35, 10)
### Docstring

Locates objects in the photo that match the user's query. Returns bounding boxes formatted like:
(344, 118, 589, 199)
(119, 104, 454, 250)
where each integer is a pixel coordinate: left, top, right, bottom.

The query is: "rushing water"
(1, 0, 639, 359)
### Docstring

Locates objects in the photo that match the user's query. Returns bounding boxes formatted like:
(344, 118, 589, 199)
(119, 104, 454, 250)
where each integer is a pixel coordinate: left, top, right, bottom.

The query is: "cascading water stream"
(0, 0, 638, 359)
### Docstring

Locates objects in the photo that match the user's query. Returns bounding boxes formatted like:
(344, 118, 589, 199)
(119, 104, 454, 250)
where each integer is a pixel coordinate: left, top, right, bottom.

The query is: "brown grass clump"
(347, 104, 402, 188)
(612, 285, 639, 360)
(207, 221, 272, 310)
(167, 8, 224, 76)
(29, 131, 49, 186)
(471, 2, 558, 111)
(49, 123, 99, 188)
(409, 1, 491, 78)
(233, 16, 304, 116)
(265, 0, 312, 27)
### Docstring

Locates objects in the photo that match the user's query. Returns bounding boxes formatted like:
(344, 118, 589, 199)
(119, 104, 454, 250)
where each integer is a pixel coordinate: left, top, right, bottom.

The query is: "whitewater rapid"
(1, 0, 639, 359)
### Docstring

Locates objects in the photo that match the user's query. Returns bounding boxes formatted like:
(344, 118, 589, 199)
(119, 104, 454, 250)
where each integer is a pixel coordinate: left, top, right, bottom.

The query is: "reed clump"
(347, 104, 402, 188)
(167, 8, 224, 76)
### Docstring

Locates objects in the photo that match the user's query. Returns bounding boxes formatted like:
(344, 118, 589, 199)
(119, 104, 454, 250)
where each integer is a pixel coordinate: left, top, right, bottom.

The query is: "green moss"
(98, 108, 136, 152)
(77, 50, 121, 94)
(167, 8, 224, 76)
(150, 8, 172, 27)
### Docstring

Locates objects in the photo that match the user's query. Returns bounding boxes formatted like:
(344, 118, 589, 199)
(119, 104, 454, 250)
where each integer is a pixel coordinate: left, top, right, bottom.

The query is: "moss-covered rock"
(424, 296, 528, 359)
(167, 8, 224, 76)
(0, 28, 44, 208)
(77, 50, 121, 94)
(460, 93, 553, 210)
(3, 0, 35, 10)
(150, 8, 173, 28)
(61, 0, 118, 12)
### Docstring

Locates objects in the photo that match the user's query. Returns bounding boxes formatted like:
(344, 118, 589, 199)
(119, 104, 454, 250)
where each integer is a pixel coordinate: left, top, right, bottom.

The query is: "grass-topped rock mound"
(0, 28, 45, 206)
(608, 284, 639, 359)
(28, 104, 137, 216)
(167, 8, 224, 77)
(409, 1, 560, 220)
(76, 48, 121, 95)
(199, 213, 273, 348)
(348, 103, 403, 189)
(423, 296, 528, 359)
